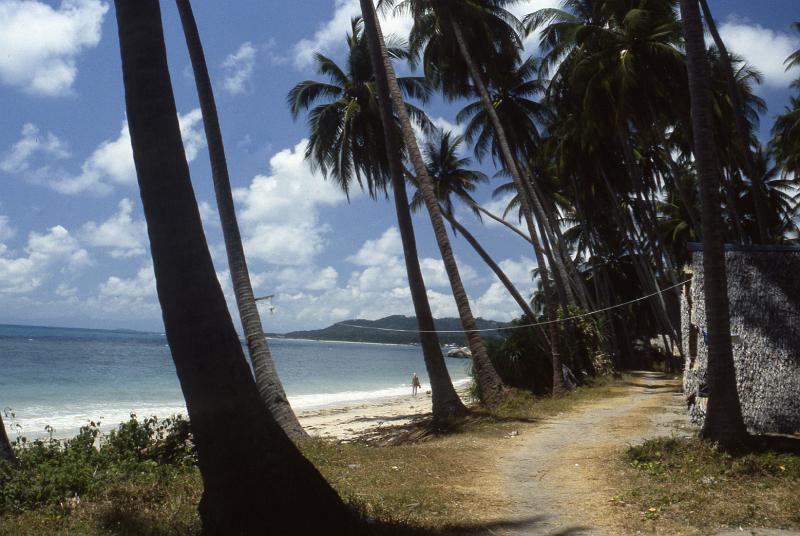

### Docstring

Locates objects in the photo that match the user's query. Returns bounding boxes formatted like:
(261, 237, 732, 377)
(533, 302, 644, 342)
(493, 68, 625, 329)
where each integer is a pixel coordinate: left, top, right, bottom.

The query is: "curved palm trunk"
(679, 0, 747, 450)
(363, 18, 467, 422)
(175, 0, 306, 440)
(114, 2, 353, 532)
(449, 21, 567, 388)
(468, 201, 534, 244)
(699, 0, 769, 244)
(443, 210, 536, 319)
(359, 0, 506, 405)
(0, 413, 15, 465)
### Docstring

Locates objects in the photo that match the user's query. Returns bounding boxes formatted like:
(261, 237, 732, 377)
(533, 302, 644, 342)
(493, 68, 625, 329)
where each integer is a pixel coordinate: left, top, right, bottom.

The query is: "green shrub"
(0, 415, 196, 514)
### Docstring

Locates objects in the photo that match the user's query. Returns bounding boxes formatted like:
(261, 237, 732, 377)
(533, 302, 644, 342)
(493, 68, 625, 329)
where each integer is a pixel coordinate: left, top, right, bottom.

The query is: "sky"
(0, 0, 797, 333)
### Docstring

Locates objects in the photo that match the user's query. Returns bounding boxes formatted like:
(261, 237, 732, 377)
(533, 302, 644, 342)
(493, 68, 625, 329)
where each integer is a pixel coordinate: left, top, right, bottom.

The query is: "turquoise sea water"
(0, 324, 471, 439)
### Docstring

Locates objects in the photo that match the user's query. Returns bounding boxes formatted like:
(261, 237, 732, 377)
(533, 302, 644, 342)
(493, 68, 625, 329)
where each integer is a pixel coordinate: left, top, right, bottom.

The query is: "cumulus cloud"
(473, 257, 537, 321)
(98, 261, 156, 301)
(0, 123, 70, 173)
(0, 214, 16, 242)
(292, 0, 414, 68)
(222, 41, 257, 95)
(80, 198, 148, 258)
(0, 0, 108, 96)
(716, 19, 800, 89)
(0, 224, 90, 293)
(21, 109, 205, 195)
(233, 139, 348, 265)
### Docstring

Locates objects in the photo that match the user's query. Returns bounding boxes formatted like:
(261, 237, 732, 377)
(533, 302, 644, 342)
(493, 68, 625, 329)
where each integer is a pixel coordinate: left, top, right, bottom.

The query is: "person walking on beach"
(411, 372, 421, 396)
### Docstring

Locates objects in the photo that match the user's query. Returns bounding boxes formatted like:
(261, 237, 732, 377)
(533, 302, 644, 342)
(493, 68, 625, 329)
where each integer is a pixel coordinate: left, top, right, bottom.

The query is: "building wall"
(682, 247, 800, 434)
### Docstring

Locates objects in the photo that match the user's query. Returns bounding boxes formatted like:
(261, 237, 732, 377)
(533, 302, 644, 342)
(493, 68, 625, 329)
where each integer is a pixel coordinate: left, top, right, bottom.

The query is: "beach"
(298, 384, 473, 441)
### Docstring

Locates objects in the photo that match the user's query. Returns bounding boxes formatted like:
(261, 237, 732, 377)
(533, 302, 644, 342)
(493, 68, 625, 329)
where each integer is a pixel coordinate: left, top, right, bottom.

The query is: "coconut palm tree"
(699, 0, 769, 243)
(771, 25, 800, 178)
(359, 0, 506, 405)
(413, 130, 538, 320)
(175, 0, 305, 440)
(113, 1, 354, 531)
(678, 0, 747, 449)
(389, 0, 577, 312)
(288, 18, 467, 421)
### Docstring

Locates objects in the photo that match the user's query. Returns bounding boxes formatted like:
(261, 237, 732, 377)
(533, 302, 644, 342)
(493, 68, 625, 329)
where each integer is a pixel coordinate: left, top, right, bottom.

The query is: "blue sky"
(0, 0, 797, 332)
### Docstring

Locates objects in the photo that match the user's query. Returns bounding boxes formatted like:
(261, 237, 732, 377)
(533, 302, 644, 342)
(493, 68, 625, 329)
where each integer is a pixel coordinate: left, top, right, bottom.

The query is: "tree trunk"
(698, 0, 769, 244)
(175, 0, 306, 440)
(363, 14, 467, 423)
(443, 210, 536, 319)
(359, 0, 506, 405)
(469, 201, 534, 244)
(0, 412, 16, 466)
(114, 2, 354, 532)
(679, 0, 748, 450)
(449, 20, 566, 389)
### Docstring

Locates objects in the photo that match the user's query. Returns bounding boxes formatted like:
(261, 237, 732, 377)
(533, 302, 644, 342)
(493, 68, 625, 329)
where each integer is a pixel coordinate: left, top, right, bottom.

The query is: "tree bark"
(176, 0, 306, 440)
(679, 0, 748, 450)
(363, 11, 467, 423)
(0, 412, 16, 466)
(114, 2, 354, 532)
(359, 0, 506, 405)
(698, 0, 769, 244)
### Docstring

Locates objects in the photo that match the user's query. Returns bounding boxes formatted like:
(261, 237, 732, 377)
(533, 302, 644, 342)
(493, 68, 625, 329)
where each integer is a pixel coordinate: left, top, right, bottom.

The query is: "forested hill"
(277, 315, 509, 345)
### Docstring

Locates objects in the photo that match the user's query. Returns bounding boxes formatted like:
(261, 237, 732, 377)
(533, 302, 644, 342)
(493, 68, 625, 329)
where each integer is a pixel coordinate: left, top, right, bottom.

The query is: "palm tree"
(772, 25, 800, 178)
(678, 0, 747, 449)
(698, 0, 769, 243)
(0, 412, 15, 465)
(113, 1, 354, 532)
(413, 130, 538, 320)
(175, 0, 305, 440)
(288, 19, 467, 421)
(359, 0, 507, 405)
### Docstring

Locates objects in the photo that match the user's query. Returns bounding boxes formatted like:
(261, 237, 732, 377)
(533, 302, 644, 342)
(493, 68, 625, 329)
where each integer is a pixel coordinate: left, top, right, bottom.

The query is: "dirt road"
(492, 371, 690, 535)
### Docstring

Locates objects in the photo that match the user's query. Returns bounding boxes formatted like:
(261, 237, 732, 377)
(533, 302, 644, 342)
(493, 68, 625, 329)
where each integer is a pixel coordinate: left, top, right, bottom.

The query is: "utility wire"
(340, 279, 691, 334)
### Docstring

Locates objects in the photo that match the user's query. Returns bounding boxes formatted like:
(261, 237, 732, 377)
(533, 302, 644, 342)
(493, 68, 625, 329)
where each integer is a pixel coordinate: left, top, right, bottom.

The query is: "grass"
(0, 376, 624, 535)
(615, 436, 800, 535)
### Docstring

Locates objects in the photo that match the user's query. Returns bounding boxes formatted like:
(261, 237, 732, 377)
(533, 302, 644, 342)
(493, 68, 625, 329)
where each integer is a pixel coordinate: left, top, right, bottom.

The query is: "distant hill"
(276, 315, 509, 345)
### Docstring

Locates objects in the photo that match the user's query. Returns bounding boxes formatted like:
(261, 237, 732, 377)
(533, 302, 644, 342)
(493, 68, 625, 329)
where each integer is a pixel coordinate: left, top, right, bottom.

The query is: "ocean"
(0, 324, 472, 440)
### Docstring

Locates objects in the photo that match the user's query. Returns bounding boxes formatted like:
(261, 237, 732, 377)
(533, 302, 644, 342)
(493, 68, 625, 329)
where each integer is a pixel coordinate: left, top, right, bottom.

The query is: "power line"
(340, 279, 691, 334)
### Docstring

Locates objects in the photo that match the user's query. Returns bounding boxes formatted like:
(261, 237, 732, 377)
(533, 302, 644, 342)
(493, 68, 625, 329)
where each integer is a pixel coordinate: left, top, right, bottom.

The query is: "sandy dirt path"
(492, 371, 691, 535)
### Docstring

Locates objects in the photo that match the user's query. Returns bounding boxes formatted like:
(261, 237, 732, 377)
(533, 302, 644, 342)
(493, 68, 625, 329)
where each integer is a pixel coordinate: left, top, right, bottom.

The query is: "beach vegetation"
(618, 436, 800, 533)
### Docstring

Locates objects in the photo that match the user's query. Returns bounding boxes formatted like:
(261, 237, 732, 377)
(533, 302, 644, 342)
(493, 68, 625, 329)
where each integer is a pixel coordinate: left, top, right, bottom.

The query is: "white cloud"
(222, 41, 256, 95)
(45, 108, 205, 195)
(0, 224, 90, 293)
(0, 0, 108, 96)
(347, 226, 402, 266)
(98, 261, 156, 301)
(0, 214, 16, 242)
(234, 139, 348, 265)
(717, 19, 800, 89)
(0, 123, 70, 173)
(292, 0, 414, 68)
(473, 257, 536, 321)
(80, 198, 148, 258)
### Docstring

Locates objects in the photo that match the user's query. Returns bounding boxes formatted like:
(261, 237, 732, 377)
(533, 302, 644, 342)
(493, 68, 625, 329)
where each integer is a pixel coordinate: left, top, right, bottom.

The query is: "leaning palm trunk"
(468, 200, 535, 244)
(176, 0, 306, 440)
(442, 209, 536, 319)
(364, 16, 467, 422)
(699, 0, 769, 244)
(359, 0, 506, 405)
(0, 412, 16, 465)
(449, 21, 567, 387)
(679, 0, 747, 450)
(114, 2, 354, 532)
